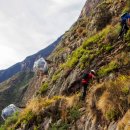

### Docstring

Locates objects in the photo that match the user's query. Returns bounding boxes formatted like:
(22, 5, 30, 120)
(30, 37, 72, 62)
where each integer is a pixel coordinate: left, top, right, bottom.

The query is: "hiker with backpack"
(118, 12, 130, 40)
(81, 70, 96, 101)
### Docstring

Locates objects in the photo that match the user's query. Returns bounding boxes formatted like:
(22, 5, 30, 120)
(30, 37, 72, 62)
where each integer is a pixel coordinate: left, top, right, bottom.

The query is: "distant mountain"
(0, 36, 62, 83)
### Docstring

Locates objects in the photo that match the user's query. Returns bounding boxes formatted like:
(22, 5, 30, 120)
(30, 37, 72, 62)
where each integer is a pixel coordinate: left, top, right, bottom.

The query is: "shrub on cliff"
(89, 75, 130, 122)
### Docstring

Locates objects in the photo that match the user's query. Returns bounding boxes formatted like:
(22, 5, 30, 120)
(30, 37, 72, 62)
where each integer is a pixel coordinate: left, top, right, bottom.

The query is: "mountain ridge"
(0, 36, 62, 83)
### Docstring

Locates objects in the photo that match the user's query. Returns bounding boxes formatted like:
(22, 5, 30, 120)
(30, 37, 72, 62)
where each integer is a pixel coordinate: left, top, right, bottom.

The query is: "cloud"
(0, 45, 20, 69)
(0, 0, 86, 69)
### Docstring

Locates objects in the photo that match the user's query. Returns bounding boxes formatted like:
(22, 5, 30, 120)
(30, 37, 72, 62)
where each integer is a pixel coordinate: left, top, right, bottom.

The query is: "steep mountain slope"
(1, 0, 130, 130)
(0, 36, 61, 83)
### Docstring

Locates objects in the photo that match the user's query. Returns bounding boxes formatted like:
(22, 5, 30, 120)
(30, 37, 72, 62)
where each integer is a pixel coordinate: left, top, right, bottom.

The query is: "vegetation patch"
(69, 106, 81, 121)
(51, 71, 61, 83)
(125, 30, 130, 42)
(63, 47, 86, 68)
(105, 108, 119, 121)
(2, 96, 63, 130)
(39, 82, 49, 95)
(94, 75, 130, 122)
(98, 60, 118, 77)
(82, 33, 101, 49)
(50, 122, 69, 130)
(60, 25, 116, 71)
(104, 44, 113, 52)
(0, 112, 19, 130)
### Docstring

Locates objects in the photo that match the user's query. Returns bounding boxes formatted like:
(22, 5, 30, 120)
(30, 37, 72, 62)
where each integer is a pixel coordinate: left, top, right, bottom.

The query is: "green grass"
(121, 86, 129, 95)
(104, 44, 113, 52)
(105, 108, 119, 121)
(82, 33, 101, 49)
(63, 47, 86, 68)
(60, 25, 115, 71)
(52, 72, 61, 83)
(69, 106, 81, 121)
(15, 110, 35, 128)
(0, 112, 19, 130)
(98, 61, 118, 77)
(50, 122, 69, 130)
(39, 82, 49, 94)
(125, 30, 130, 41)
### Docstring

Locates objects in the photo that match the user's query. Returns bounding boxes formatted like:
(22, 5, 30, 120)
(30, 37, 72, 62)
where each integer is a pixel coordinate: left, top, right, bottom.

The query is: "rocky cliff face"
(1, 0, 130, 130)
(46, 0, 126, 98)
(80, 0, 101, 17)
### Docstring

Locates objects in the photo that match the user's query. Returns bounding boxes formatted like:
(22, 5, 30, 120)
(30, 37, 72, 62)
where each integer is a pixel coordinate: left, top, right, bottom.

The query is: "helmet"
(90, 70, 96, 75)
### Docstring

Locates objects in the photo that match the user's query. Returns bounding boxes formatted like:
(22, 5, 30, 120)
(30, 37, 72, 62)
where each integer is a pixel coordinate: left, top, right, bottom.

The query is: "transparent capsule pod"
(33, 58, 48, 76)
(1, 104, 19, 120)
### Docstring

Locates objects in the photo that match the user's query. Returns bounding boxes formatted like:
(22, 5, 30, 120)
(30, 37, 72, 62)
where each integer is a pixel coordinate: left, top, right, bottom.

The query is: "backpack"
(81, 72, 90, 84)
(120, 12, 129, 22)
(82, 72, 89, 79)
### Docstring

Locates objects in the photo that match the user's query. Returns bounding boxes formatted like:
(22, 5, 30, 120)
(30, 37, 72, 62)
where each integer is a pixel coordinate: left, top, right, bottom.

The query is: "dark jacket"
(121, 13, 130, 22)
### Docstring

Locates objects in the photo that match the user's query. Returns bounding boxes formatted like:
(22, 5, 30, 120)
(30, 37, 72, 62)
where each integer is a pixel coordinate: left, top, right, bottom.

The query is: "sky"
(0, 0, 86, 70)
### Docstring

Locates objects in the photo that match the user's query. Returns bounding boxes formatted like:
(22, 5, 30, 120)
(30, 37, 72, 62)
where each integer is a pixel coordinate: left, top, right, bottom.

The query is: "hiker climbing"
(81, 70, 96, 101)
(118, 12, 130, 40)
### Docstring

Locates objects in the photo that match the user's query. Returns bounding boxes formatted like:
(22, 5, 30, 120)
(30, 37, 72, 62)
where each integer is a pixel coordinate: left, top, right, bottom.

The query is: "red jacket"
(82, 73, 94, 84)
